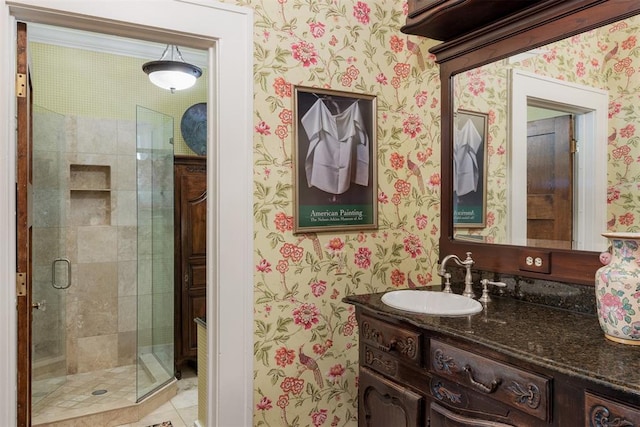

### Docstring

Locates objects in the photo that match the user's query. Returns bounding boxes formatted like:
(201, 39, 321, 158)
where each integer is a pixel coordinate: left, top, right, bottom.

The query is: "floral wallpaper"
(220, 0, 640, 424)
(218, 0, 442, 425)
(597, 17, 640, 233)
(453, 61, 510, 243)
(453, 15, 640, 244)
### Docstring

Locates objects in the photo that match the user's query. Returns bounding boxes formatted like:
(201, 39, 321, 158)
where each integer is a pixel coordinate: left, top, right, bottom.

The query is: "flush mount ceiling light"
(142, 45, 202, 93)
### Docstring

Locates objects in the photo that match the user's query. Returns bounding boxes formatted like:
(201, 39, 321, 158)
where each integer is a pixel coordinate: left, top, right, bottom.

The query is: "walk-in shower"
(30, 104, 176, 425)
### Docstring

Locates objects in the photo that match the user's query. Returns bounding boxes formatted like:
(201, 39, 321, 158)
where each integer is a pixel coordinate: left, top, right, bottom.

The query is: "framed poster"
(293, 86, 378, 233)
(453, 109, 488, 228)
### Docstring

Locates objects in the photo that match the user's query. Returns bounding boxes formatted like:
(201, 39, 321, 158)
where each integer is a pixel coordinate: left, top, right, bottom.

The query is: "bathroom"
(2, 1, 640, 426)
(27, 24, 206, 425)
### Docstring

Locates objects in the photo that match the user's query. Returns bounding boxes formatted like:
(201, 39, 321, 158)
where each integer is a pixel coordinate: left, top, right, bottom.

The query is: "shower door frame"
(30, 104, 70, 414)
(3, 1, 254, 426)
(136, 105, 176, 401)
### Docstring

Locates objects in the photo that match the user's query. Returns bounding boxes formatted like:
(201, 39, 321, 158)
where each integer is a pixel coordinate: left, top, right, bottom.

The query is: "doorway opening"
(2, 2, 253, 426)
(525, 110, 574, 249)
(509, 69, 608, 251)
(27, 24, 206, 425)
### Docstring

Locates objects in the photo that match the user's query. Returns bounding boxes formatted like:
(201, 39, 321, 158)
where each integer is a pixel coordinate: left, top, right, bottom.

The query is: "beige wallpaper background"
(226, 1, 442, 425)
(239, 5, 640, 425)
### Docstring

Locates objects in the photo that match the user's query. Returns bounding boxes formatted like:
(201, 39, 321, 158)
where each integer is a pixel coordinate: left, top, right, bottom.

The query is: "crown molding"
(28, 23, 208, 68)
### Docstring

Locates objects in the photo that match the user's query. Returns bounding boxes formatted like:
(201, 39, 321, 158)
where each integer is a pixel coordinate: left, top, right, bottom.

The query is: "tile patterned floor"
(32, 365, 138, 425)
(116, 367, 198, 427)
(31, 365, 198, 427)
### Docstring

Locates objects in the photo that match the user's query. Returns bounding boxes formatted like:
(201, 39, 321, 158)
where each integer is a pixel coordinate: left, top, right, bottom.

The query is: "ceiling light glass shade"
(143, 61, 202, 91)
(142, 45, 202, 92)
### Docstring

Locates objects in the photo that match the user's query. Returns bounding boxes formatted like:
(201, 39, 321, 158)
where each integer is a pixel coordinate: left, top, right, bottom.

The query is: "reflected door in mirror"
(527, 115, 573, 249)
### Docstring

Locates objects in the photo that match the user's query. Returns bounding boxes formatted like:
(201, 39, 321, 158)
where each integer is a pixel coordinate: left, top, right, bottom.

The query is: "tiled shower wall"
(30, 38, 198, 381)
(33, 112, 141, 375)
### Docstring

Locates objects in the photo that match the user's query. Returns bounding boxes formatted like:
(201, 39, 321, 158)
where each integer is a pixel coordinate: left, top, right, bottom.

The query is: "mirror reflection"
(452, 15, 640, 251)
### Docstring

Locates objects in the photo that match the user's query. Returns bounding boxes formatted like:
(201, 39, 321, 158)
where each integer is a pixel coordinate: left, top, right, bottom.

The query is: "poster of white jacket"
(293, 86, 378, 233)
(453, 109, 488, 228)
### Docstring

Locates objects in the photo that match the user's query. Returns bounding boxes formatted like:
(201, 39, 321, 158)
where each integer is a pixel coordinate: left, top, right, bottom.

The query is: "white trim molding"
(509, 69, 608, 251)
(27, 23, 209, 68)
(0, 1, 254, 426)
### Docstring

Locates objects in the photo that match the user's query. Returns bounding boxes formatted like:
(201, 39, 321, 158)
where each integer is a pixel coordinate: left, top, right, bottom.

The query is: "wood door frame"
(0, 1, 254, 425)
(15, 21, 32, 427)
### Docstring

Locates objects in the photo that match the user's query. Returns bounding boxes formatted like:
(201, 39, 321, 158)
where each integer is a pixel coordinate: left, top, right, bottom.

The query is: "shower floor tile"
(115, 365, 198, 427)
(32, 364, 138, 425)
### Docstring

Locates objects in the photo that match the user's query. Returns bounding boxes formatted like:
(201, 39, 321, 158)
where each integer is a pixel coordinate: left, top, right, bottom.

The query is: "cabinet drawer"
(359, 314, 421, 365)
(429, 339, 550, 422)
(362, 344, 399, 378)
(585, 392, 640, 426)
(431, 401, 516, 427)
(430, 376, 546, 426)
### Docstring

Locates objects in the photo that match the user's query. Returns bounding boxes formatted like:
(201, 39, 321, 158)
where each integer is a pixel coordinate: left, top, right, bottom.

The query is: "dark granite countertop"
(344, 291, 640, 398)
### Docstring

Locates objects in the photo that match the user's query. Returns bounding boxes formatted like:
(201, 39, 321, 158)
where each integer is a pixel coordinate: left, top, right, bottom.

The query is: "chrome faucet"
(438, 252, 475, 298)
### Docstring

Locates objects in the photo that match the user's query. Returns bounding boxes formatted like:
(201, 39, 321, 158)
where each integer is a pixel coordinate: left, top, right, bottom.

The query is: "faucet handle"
(479, 279, 506, 303)
(464, 252, 474, 264)
(442, 273, 452, 293)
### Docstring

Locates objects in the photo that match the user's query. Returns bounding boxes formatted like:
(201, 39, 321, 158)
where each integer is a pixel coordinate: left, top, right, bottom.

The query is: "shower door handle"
(32, 300, 47, 311)
(52, 258, 72, 289)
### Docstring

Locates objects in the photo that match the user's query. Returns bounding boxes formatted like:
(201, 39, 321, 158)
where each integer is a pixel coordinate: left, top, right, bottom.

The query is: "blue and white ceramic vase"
(595, 232, 640, 345)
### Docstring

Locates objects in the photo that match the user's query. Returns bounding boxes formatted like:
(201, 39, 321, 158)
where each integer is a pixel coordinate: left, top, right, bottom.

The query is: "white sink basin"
(381, 290, 483, 316)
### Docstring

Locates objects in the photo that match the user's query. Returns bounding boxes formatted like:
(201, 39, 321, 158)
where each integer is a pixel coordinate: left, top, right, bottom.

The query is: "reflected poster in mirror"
(292, 86, 378, 233)
(453, 110, 488, 228)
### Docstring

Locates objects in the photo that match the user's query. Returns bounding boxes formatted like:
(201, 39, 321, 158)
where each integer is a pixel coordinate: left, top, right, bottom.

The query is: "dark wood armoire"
(174, 156, 207, 377)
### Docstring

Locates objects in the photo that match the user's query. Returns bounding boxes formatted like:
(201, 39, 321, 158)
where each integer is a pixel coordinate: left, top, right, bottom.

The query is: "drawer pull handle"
(463, 365, 501, 394)
(378, 338, 397, 352)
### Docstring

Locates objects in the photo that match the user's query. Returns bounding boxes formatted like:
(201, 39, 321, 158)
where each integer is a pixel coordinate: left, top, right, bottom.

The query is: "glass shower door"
(136, 106, 175, 400)
(31, 105, 69, 404)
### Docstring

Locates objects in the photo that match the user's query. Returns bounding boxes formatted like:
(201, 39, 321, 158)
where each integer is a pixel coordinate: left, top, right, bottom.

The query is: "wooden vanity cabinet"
(357, 311, 549, 426)
(354, 308, 640, 427)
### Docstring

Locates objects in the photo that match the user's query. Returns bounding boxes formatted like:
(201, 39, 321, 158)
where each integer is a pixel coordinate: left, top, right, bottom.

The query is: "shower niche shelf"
(69, 164, 111, 226)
